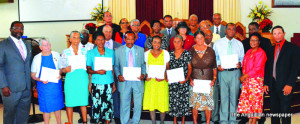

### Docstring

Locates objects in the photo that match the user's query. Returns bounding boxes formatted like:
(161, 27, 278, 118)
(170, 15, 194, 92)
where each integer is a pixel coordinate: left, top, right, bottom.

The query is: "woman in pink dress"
(237, 32, 267, 124)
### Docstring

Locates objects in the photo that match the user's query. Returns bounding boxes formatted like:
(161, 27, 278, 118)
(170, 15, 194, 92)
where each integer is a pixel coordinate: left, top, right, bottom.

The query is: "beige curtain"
(163, 0, 189, 19)
(214, 0, 241, 23)
(108, 0, 136, 24)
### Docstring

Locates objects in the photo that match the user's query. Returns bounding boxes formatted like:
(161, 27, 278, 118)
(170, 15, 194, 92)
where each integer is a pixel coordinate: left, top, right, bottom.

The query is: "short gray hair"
(213, 13, 222, 19)
(199, 20, 210, 28)
(102, 25, 113, 32)
(189, 14, 198, 21)
(174, 35, 183, 42)
(39, 38, 50, 46)
(130, 19, 140, 26)
(81, 29, 89, 34)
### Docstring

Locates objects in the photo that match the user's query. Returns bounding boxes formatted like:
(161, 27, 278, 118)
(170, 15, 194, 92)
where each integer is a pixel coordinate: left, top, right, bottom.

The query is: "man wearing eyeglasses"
(0, 21, 32, 124)
(96, 12, 121, 41)
(122, 19, 147, 48)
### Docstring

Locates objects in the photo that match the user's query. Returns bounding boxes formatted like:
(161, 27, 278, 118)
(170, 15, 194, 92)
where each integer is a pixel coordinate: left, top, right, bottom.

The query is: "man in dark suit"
(242, 22, 272, 54)
(0, 21, 32, 124)
(264, 26, 300, 124)
(210, 13, 226, 38)
(96, 12, 121, 41)
(160, 15, 176, 46)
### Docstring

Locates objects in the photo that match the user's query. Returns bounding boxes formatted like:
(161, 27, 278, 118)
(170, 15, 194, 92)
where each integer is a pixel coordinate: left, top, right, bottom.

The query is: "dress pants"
(118, 81, 144, 124)
(1, 89, 31, 124)
(218, 70, 241, 124)
(201, 81, 219, 123)
(270, 79, 293, 124)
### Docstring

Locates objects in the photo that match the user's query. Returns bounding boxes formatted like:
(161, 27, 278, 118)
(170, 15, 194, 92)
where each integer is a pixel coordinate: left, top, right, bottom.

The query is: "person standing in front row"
(86, 33, 116, 124)
(0, 21, 32, 124)
(189, 31, 217, 124)
(237, 33, 267, 124)
(213, 23, 244, 124)
(143, 36, 170, 124)
(114, 31, 146, 124)
(264, 26, 300, 124)
(31, 38, 64, 124)
(62, 31, 89, 124)
(168, 35, 192, 124)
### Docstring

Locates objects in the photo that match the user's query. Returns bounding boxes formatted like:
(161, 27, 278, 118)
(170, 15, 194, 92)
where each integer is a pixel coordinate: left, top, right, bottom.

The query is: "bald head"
(103, 25, 113, 40)
(199, 20, 210, 32)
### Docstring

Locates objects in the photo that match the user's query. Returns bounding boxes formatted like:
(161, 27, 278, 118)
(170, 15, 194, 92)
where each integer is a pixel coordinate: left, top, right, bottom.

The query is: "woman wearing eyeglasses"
(115, 18, 129, 44)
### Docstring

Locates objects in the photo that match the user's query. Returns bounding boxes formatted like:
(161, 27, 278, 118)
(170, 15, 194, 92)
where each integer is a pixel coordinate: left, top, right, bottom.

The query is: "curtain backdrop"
(214, 0, 241, 23)
(163, 0, 189, 19)
(189, 0, 213, 22)
(136, 0, 163, 22)
(108, 0, 136, 24)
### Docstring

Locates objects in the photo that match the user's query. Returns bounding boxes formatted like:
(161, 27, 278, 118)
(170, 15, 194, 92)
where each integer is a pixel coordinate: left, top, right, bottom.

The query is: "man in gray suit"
(114, 31, 146, 124)
(210, 13, 226, 38)
(160, 15, 176, 46)
(0, 21, 32, 124)
(103, 25, 122, 124)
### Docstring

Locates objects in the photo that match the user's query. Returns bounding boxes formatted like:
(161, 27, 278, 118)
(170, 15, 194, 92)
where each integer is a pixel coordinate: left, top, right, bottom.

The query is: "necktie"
(216, 27, 219, 34)
(105, 41, 110, 49)
(18, 40, 26, 61)
(168, 29, 171, 36)
(227, 40, 232, 55)
(128, 49, 133, 67)
(273, 44, 280, 79)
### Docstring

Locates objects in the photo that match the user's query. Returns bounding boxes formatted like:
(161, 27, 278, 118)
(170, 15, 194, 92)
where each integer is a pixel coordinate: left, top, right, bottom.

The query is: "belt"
(223, 68, 239, 71)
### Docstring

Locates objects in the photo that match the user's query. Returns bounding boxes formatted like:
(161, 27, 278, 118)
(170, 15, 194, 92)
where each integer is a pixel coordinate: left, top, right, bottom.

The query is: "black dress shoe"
(78, 118, 83, 123)
(114, 117, 121, 124)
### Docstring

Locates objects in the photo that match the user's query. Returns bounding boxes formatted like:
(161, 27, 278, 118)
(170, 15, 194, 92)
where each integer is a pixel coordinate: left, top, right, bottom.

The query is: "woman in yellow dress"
(143, 36, 170, 124)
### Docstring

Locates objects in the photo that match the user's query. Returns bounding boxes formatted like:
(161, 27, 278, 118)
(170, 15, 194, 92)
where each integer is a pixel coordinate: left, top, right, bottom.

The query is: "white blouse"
(31, 51, 62, 78)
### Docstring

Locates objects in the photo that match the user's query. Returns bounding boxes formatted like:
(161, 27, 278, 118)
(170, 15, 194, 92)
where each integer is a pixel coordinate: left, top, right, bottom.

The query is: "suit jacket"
(113, 41, 122, 50)
(210, 25, 226, 38)
(161, 28, 176, 46)
(264, 41, 300, 89)
(114, 45, 146, 81)
(0, 37, 32, 92)
(97, 23, 121, 41)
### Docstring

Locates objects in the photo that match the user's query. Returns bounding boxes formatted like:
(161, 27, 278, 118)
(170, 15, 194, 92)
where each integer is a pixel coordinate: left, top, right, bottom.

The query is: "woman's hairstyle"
(150, 20, 161, 28)
(70, 31, 83, 40)
(173, 35, 183, 42)
(151, 36, 162, 43)
(194, 31, 205, 38)
(92, 32, 106, 41)
(249, 32, 262, 42)
(119, 18, 128, 25)
(39, 38, 50, 46)
(175, 22, 190, 35)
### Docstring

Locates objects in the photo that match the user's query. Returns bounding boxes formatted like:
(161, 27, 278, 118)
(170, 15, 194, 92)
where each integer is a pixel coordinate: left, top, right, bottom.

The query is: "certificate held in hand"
(94, 57, 112, 71)
(167, 67, 185, 84)
(147, 65, 165, 79)
(68, 55, 86, 71)
(40, 67, 60, 83)
(220, 54, 238, 69)
(123, 67, 141, 81)
(193, 79, 211, 93)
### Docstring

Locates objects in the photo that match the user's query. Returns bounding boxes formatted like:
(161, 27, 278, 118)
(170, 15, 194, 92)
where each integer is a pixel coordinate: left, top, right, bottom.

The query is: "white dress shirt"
(104, 39, 114, 49)
(213, 25, 221, 34)
(10, 35, 27, 58)
(166, 27, 173, 35)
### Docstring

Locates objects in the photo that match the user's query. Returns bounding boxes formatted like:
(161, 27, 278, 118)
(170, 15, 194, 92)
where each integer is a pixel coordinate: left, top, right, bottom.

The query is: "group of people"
(0, 11, 299, 124)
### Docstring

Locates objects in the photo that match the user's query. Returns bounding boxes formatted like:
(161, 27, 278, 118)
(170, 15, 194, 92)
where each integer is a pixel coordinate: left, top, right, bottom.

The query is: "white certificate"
(40, 67, 60, 83)
(167, 67, 185, 84)
(220, 54, 238, 69)
(68, 55, 86, 71)
(193, 79, 211, 93)
(148, 65, 165, 79)
(94, 57, 112, 71)
(123, 67, 141, 81)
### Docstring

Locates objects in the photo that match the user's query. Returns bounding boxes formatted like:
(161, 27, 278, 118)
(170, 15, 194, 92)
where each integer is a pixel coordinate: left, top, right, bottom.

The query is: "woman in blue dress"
(31, 38, 64, 124)
(62, 31, 89, 124)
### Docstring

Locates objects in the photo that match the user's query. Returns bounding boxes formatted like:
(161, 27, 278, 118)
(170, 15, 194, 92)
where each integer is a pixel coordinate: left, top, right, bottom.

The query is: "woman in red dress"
(237, 32, 267, 124)
(169, 22, 195, 51)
